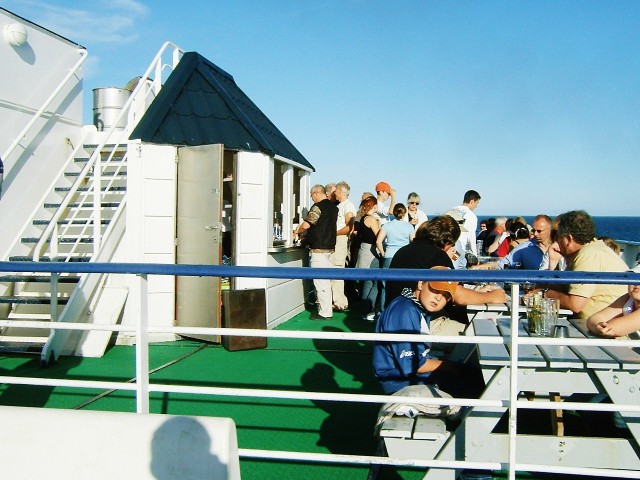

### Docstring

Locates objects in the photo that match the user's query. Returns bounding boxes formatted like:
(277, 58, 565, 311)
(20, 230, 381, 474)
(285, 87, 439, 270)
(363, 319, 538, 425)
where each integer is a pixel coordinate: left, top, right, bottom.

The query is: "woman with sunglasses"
(402, 192, 428, 231)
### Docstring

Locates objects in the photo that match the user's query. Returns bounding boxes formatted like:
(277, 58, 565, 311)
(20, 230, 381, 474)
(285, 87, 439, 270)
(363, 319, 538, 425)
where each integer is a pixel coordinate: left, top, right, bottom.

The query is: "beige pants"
(430, 316, 469, 359)
(430, 316, 467, 336)
(330, 235, 349, 309)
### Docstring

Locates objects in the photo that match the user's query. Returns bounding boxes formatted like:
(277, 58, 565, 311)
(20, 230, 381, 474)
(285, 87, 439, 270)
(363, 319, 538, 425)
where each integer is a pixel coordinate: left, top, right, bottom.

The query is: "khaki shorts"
(431, 316, 467, 336)
(430, 316, 468, 357)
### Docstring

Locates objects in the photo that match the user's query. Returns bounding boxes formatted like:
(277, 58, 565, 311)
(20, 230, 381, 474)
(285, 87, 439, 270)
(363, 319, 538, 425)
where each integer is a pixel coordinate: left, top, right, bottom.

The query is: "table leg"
(422, 366, 511, 480)
(549, 392, 564, 437)
(594, 370, 640, 448)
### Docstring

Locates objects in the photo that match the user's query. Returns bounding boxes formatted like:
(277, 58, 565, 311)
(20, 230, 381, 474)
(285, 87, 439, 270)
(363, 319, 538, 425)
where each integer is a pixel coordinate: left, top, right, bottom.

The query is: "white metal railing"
(0, 264, 639, 479)
(1, 48, 88, 171)
(42, 197, 126, 363)
(32, 42, 184, 262)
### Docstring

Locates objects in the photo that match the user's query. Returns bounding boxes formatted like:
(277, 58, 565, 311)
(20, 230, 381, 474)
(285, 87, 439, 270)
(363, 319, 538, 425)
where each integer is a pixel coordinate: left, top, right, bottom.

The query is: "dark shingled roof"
(129, 51, 314, 171)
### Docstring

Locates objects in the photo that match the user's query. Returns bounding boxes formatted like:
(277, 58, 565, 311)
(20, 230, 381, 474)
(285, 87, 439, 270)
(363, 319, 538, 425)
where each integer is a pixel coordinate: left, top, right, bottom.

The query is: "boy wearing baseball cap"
(373, 267, 466, 395)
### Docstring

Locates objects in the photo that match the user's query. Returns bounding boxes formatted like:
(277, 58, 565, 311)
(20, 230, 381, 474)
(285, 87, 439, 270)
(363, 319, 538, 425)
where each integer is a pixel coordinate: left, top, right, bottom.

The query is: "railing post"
(172, 45, 181, 68)
(93, 152, 102, 253)
(508, 283, 520, 480)
(154, 60, 163, 94)
(51, 223, 59, 260)
(136, 273, 150, 414)
(50, 272, 59, 323)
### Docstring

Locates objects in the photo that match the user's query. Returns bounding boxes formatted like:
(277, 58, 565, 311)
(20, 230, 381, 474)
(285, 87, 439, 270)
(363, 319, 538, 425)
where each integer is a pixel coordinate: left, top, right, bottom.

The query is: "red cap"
(426, 266, 458, 299)
(375, 181, 391, 194)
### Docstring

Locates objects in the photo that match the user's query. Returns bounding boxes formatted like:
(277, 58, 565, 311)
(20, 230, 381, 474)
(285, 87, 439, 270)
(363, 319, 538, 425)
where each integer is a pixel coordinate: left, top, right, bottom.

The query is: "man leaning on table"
(537, 210, 628, 321)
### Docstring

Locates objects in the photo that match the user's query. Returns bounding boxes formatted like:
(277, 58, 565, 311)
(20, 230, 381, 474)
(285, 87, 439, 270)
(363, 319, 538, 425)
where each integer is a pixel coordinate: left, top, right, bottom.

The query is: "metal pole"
(508, 283, 520, 480)
(136, 273, 150, 414)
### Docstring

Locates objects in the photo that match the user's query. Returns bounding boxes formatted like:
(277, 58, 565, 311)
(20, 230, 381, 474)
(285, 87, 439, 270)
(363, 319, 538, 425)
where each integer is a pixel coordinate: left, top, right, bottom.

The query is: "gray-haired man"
(294, 185, 339, 320)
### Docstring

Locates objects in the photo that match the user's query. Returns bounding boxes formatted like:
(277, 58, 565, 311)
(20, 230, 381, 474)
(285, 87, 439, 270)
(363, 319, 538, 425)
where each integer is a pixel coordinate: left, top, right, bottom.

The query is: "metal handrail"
(0, 263, 639, 479)
(32, 42, 184, 262)
(1, 48, 88, 171)
(6, 261, 640, 285)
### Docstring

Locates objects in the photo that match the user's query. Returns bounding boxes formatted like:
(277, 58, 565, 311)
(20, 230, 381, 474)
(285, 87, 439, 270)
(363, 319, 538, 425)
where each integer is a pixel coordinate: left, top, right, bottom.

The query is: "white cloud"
(4, 0, 148, 44)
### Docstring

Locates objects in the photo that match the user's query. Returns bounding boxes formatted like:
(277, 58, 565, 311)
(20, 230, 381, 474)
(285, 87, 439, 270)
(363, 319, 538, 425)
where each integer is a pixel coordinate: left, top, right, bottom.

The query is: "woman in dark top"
(508, 222, 530, 252)
(476, 218, 495, 256)
(356, 196, 382, 320)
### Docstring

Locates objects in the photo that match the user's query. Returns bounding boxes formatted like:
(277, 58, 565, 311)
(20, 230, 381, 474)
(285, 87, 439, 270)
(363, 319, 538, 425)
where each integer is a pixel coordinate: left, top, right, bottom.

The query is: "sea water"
(591, 216, 640, 243)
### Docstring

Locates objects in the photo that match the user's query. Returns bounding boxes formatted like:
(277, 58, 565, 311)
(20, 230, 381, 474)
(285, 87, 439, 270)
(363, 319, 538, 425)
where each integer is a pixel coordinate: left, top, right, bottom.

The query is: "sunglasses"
(531, 228, 548, 234)
(409, 201, 420, 205)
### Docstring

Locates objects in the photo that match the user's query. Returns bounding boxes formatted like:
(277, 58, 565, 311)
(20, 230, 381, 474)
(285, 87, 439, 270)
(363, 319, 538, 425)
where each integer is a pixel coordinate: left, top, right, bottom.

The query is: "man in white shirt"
(332, 181, 357, 311)
(451, 190, 481, 255)
(444, 209, 469, 269)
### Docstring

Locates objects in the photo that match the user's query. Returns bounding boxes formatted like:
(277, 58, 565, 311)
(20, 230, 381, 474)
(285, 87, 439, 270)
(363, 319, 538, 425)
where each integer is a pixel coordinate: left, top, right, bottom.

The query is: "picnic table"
(379, 306, 640, 480)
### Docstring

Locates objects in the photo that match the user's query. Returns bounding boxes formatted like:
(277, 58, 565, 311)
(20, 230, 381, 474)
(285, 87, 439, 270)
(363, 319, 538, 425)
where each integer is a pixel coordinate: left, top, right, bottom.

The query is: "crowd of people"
(293, 180, 638, 480)
(293, 182, 638, 378)
(293, 182, 638, 335)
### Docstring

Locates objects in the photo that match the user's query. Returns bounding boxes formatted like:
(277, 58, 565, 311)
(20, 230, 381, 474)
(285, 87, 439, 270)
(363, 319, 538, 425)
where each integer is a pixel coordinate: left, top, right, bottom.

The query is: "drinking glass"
(528, 297, 559, 337)
(523, 294, 536, 322)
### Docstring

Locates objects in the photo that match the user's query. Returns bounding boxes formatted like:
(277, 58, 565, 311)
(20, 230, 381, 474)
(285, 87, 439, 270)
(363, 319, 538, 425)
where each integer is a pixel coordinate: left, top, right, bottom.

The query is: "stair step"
(65, 171, 125, 177)
(44, 202, 121, 208)
(21, 237, 94, 244)
(8, 256, 91, 262)
(33, 219, 111, 226)
(0, 296, 69, 305)
(0, 335, 49, 343)
(0, 275, 80, 283)
(0, 339, 47, 354)
(82, 143, 125, 150)
(4, 313, 51, 320)
(74, 156, 126, 163)
(54, 186, 126, 193)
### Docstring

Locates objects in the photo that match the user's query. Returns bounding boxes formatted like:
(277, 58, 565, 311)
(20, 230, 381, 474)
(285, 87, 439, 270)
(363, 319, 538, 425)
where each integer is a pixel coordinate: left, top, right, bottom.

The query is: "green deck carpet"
(0, 308, 613, 479)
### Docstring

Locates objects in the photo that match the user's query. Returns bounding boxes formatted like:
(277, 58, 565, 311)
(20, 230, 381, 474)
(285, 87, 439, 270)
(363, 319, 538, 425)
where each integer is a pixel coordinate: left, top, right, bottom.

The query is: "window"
(272, 159, 307, 246)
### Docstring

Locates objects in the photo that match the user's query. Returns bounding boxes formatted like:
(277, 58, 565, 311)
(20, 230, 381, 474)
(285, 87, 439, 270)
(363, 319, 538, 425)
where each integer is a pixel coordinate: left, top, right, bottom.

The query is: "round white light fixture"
(4, 23, 28, 47)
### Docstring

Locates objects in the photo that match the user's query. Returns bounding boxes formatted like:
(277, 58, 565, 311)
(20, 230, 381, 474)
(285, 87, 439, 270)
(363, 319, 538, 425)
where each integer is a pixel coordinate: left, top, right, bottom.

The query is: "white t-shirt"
(376, 200, 392, 225)
(452, 205, 478, 254)
(337, 199, 357, 230)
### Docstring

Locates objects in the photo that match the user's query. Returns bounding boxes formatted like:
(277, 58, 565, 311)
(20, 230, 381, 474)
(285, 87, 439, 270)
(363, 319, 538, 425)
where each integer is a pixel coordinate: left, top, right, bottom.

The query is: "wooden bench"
(0, 405, 241, 479)
(379, 415, 451, 460)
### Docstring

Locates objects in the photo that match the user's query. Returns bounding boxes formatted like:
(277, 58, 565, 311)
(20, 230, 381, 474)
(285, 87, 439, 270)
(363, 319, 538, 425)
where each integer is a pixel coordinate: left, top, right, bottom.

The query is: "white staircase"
(0, 42, 184, 364)
(0, 142, 128, 361)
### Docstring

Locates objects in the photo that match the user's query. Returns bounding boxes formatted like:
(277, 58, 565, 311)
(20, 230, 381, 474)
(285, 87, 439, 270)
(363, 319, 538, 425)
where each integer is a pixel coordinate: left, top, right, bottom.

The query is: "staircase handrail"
(32, 42, 184, 262)
(0, 131, 91, 263)
(1, 48, 88, 175)
(41, 196, 128, 363)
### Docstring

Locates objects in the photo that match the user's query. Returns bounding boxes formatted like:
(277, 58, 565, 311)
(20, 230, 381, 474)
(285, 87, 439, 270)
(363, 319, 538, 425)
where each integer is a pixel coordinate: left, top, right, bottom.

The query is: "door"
(175, 144, 223, 342)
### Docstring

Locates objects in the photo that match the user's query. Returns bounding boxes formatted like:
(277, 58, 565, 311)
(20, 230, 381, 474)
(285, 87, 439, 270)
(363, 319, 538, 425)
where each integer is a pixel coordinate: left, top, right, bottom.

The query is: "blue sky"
(6, 0, 640, 216)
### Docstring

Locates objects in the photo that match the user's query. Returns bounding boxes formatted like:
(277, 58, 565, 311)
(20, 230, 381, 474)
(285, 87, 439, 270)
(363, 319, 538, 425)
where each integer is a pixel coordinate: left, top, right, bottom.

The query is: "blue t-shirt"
(381, 219, 414, 259)
(500, 239, 544, 270)
(372, 295, 434, 393)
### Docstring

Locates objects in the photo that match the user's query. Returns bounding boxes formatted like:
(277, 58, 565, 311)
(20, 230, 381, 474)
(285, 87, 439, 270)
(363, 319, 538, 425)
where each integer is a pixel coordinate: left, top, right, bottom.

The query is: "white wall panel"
(143, 217, 175, 253)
